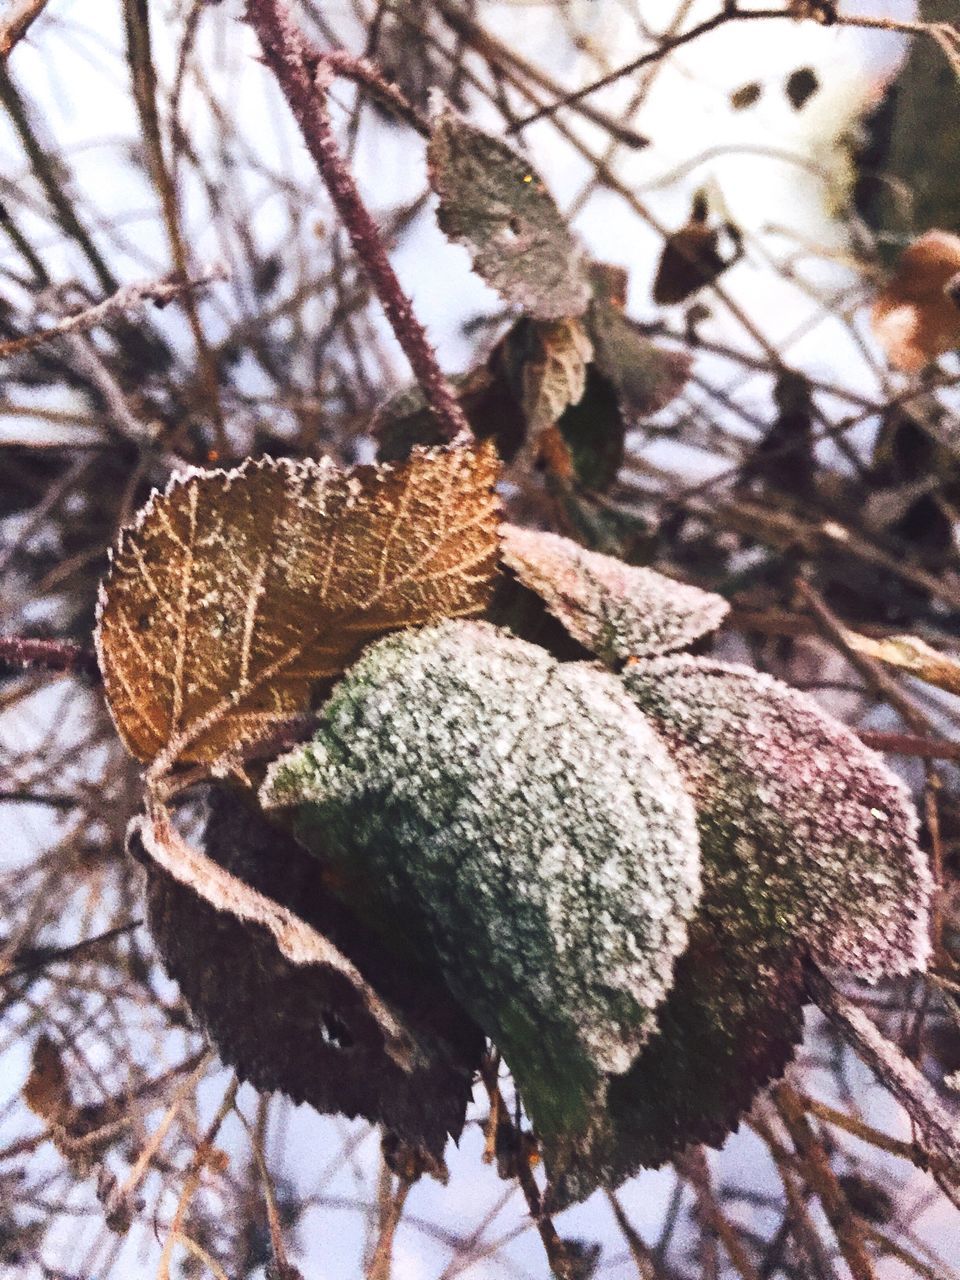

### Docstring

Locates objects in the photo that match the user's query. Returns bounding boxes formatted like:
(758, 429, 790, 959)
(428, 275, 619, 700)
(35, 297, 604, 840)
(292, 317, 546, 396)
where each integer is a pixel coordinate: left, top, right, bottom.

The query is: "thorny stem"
(0, 635, 100, 680)
(245, 0, 472, 446)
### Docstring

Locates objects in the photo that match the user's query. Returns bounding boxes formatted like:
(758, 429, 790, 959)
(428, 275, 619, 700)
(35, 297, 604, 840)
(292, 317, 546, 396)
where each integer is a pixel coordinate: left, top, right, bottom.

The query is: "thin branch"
(0, 0, 53, 59)
(0, 266, 227, 360)
(0, 635, 100, 680)
(244, 0, 472, 445)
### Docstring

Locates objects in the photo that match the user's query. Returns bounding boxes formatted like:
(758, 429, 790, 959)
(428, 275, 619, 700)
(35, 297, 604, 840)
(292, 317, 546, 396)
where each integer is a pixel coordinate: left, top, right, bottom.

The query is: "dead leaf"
(844, 631, 960, 695)
(427, 99, 590, 319)
(96, 444, 500, 770)
(520, 318, 593, 437)
(134, 789, 482, 1156)
(652, 196, 742, 306)
(131, 807, 416, 1068)
(23, 1035, 72, 1127)
(871, 230, 960, 373)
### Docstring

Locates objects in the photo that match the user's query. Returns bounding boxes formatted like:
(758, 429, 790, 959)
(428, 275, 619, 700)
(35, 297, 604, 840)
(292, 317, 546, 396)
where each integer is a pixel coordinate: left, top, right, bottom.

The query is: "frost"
(500, 524, 729, 663)
(263, 620, 701, 1146)
(622, 656, 932, 980)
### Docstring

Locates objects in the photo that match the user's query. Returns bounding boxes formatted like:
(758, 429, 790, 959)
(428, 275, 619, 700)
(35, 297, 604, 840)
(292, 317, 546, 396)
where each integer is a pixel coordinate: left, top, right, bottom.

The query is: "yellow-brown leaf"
(96, 444, 500, 768)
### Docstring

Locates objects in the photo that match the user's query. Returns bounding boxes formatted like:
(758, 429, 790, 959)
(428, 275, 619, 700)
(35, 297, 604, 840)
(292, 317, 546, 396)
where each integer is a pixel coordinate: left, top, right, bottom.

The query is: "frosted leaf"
(623, 656, 931, 980)
(134, 789, 481, 1156)
(519, 317, 593, 436)
(427, 100, 590, 319)
(500, 524, 729, 663)
(262, 620, 701, 1147)
(567, 655, 932, 1188)
(95, 443, 500, 768)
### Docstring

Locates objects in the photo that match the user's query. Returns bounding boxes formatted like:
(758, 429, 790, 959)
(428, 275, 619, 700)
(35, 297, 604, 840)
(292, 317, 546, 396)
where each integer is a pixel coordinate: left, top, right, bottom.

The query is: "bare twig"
(244, 0, 472, 445)
(0, 635, 100, 680)
(0, 0, 53, 59)
(0, 266, 227, 360)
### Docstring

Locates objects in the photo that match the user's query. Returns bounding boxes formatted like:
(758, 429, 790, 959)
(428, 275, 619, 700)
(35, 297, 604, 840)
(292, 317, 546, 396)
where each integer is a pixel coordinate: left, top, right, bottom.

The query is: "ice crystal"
(622, 656, 932, 980)
(500, 524, 729, 664)
(262, 620, 701, 1144)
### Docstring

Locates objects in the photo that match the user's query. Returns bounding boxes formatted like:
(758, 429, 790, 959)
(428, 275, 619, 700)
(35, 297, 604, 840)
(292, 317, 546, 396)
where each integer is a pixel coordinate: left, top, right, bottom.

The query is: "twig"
(676, 1147, 761, 1280)
(244, 0, 471, 445)
(0, 0, 52, 59)
(773, 1084, 878, 1280)
(0, 920, 142, 982)
(0, 635, 100, 680)
(0, 267, 227, 360)
(809, 968, 960, 1174)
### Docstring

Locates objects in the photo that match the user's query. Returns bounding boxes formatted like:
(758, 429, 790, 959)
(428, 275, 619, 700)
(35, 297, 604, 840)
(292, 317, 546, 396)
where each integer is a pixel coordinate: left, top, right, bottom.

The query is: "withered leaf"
(520, 317, 593, 436)
(652, 197, 742, 306)
(586, 296, 690, 424)
(427, 99, 590, 319)
(845, 631, 960, 696)
(500, 524, 729, 663)
(96, 444, 500, 768)
(134, 789, 482, 1156)
(871, 230, 960, 373)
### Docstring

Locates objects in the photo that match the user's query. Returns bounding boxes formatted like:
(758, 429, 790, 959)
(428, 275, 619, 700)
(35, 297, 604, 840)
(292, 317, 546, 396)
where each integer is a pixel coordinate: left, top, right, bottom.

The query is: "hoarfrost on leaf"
(622, 656, 932, 980)
(95, 443, 500, 768)
(426, 99, 591, 320)
(262, 620, 701, 1150)
(500, 524, 729, 663)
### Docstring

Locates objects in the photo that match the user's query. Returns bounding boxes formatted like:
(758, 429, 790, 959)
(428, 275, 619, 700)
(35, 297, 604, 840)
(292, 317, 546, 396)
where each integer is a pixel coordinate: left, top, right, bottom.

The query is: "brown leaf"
(23, 1034, 72, 1127)
(96, 444, 500, 768)
(653, 194, 742, 306)
(520, 318, 593, 437)
(844, 631, 960, 696)
(871, 230, 960, 372)
(134, 790, 482, 1157)
(427, 99, 590, 320)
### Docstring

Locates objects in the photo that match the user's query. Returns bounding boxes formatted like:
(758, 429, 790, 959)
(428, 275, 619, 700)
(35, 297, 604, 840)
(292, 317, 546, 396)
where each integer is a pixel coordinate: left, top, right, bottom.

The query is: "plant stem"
(0, 635, 100, 680)
(244, 0, 472, 446)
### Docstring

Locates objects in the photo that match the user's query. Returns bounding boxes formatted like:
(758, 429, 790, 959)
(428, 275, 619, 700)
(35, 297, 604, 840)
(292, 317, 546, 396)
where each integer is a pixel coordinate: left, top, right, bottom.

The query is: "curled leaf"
(133, 791, 482, 1156)
(427, 99, 590, 319)
(262, 621, 701, 1149)
(500, 524, 729, 663)
(95, 444, 500, 768)
(871, 230, 960, 372)
(520, 317, 593, 436)
(652, 196, 742, 306)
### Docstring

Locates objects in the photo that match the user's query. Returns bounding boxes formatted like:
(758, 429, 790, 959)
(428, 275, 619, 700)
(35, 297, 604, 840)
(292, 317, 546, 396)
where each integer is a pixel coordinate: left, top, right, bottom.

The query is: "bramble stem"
(244, 0, 472, 446)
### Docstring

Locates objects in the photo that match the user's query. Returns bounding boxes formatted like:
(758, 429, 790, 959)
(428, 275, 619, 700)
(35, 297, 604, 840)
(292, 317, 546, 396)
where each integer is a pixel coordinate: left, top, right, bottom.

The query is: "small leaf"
(586, 294, 690, 423)
(785, 67, 819, 110)
(96, 444, 500, 768)
(520, 317, 593, 436)
(262, 621, 701, 1150)
(652, 197, 741, 305)
(730, 82, 762, 110)
(134, 790, 481, 1156)
(427, 99, 590, 319)
(500, 524, 729, 663)
(23, 1035, 72, 1128)
(871, 230, 960, 372)
(844, 631, 960, 696)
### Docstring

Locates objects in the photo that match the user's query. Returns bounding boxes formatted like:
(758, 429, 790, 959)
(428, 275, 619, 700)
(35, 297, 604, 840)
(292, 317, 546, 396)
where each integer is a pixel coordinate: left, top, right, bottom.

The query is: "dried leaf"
(427, 99, 590, 319)
(135, 790, 482, 1156)
(871, 230, 960, 372)
(262, 621, 701, 1152)
(23, 1035, 72, 1127)
(96, 444, 500, 768)
(373, 369, 527, 465)
(844, 631, 960, 695)
(586, 297, 690, 423)
(131, 807, 415, 1066)
(730, 82, 762, 110)
(785, 67, 819, 110)
(500, 524, 729, 663)
(520, 318, 593, 436)
(652, 197, 741, 305)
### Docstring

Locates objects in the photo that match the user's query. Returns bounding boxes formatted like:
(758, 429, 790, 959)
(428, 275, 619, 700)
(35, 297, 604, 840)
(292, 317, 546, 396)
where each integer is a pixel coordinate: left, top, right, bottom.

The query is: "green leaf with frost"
(574, 655, 935, 1191)
(427, 99, 590, 319)
(262, 620, 701, 1148)
(501, 524, 729, 664)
